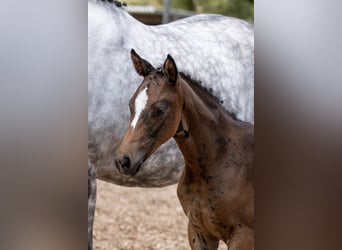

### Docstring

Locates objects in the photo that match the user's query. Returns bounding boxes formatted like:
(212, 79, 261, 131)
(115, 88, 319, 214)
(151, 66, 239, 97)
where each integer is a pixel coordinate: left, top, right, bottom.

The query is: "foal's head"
(114, 49, 183, 176)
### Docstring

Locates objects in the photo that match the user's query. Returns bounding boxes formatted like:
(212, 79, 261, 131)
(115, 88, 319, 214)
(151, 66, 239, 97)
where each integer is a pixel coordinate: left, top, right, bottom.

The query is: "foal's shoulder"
(237, 122, 254, 150)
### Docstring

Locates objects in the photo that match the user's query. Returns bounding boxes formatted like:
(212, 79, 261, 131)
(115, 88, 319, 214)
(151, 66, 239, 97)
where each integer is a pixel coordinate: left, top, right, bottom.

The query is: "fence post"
(162, 0, 171, 24)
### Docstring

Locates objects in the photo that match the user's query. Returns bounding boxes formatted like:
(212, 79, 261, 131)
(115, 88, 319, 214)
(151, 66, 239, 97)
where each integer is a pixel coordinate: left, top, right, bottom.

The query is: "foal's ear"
(163, 54, 178, 84)
(131, 49, 154, 76)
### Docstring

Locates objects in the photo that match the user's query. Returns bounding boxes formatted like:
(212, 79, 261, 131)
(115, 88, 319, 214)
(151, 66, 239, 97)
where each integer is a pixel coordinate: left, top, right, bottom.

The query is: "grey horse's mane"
(95, 0, 127, 8)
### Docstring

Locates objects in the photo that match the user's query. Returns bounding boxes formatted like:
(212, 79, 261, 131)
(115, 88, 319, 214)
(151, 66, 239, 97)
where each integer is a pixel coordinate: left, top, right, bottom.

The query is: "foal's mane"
(179, 72, 239, 121)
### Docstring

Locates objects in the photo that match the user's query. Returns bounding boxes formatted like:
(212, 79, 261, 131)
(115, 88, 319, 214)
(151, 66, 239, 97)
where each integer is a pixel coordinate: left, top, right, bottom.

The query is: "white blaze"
(131, 87, 148, 130)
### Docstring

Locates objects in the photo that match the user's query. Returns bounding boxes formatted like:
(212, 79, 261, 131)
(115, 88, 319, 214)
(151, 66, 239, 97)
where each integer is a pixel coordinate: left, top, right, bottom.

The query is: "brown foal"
(115, 49, 254, 250)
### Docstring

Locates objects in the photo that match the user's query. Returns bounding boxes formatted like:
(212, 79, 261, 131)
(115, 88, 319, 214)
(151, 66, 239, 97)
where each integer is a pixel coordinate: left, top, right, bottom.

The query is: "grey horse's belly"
(92, 139, 184, 187)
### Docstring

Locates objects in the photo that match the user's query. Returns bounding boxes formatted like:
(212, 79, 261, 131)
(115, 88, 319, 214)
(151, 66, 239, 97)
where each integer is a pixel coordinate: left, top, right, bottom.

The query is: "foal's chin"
(119, 163, 143, 176)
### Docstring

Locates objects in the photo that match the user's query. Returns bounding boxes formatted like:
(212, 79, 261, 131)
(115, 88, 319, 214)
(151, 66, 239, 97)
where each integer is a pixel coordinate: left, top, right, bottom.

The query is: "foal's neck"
(174, 76, 251, 174)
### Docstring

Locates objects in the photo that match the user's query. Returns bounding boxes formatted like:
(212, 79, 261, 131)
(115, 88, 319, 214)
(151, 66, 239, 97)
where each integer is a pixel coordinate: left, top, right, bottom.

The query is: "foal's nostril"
(120, 156, 130, 170)
(114, 154, 132, 175)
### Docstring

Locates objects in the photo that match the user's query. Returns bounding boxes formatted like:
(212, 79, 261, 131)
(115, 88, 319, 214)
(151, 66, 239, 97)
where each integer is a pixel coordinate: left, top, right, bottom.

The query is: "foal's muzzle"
(114, 154, 143, 176)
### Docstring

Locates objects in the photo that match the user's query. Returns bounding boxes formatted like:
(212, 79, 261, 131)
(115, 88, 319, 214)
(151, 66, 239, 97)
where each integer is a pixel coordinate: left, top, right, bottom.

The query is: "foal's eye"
(152, 100, 169, 118)
(152, 107, 165, 117)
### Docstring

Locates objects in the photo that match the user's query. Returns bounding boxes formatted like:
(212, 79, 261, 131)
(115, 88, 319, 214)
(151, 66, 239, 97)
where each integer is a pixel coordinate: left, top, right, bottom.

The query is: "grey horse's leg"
(88, 162, 96, 250)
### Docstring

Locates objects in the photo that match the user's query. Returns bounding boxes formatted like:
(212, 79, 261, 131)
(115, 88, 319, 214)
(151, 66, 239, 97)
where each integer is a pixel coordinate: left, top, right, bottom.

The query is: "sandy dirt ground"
(93, 180, 226, 250)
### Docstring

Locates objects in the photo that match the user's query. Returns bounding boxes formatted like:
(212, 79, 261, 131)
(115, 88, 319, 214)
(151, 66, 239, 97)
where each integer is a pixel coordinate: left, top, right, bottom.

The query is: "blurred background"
(1, 0, 342, 249)
(124, 0, 253, 24)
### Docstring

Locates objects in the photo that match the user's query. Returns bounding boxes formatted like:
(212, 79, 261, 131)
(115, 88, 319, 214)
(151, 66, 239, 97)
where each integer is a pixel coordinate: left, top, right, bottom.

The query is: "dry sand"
(93, 180, 226, 250)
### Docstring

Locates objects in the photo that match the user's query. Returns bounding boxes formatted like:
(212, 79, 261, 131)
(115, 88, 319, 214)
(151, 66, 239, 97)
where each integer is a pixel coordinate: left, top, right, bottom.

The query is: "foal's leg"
(88, 162, 97, 250)
(226, 226, 254, 250)
(188, 222, 219, 250)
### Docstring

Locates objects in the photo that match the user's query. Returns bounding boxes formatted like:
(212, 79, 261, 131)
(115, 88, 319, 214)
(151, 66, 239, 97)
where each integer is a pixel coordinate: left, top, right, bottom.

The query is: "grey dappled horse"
(89, 0, 253, 187)
(88, 0, 253, 248)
